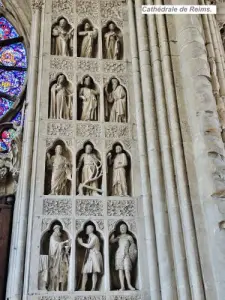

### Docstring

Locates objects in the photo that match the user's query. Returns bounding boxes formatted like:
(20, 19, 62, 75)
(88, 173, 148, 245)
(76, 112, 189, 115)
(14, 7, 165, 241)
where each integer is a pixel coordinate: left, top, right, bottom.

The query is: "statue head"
(109, 23, 115, 31)
(84, 143, 93, 154)
(111, 78, 119, 90)
(55, 145, 63, 155)
(84, 22, 91, 31)
(115, 145, 123, 154)
(120, 223, 128, 234)
(83, 76, 91, 87)
(53, 224, 62, 236)
(57, 74, 66, 85)
(59, 18, 68, 29)
(86, 224, 94, 234)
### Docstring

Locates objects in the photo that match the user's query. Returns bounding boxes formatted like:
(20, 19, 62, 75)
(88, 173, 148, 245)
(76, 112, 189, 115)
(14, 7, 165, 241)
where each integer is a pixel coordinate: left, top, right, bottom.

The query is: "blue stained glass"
(0, 17, 19, 40)
(12, 111, 22, 125)
(0, 97, 13, 116)
(0, 140, 7, 152)
(0, 70, 26, 96)
(0, 43, 27, 67)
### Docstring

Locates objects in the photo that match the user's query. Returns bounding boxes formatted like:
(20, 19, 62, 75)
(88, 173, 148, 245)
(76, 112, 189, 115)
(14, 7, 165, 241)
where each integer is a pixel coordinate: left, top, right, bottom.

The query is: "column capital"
(31, 0, 44, 11)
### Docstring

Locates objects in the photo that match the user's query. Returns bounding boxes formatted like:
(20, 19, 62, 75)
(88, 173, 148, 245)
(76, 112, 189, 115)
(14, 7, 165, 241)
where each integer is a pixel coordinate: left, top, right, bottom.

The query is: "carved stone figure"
(49, 74, 73, 120)
(78, 22, 98, 58)
(48, 225, 71, 291)
(103, 23, 121, 60)
(76, 143, 102, 196)
(78, 76, 99, 121)
(110, 224, 137, 291)
(51, 18, 74, 56)
(107, 144, 128, 196)
(77, 225, 103, 291)
(46, 145, 72, 195)
(105, 78, 127, 122)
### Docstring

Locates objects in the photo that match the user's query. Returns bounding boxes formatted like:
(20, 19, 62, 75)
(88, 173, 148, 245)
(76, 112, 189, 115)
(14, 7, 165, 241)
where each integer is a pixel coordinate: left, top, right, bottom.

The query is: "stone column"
(134, 1, 177, 299)
(127, 1, 161, 299)
(6, 1, 43, 299)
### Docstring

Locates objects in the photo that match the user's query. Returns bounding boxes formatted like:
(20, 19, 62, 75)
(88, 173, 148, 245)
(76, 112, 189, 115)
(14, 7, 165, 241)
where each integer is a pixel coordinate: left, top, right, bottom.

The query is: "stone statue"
(48, 225, 71, 291)
(104, 23, 121, 60)
(78, 76, 98, 121)
(105, 78, 127, 122)
(107, 145, 128, 196)
(77, 225, 103, 291)
(51, 18, 74, 56)
(110, 224, 137, 291)
(49, 74, 73, 120)
(78, 22, 98, 58)
(77, 143, 102, 196)
(46, 145, 72, 195)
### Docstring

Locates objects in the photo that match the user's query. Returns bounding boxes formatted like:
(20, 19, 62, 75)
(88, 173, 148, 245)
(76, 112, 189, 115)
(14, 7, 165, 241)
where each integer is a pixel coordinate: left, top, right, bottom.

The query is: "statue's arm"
(110, 234, 119, 243)
(77, 154, 84, 170)
(80, 236, 96, 249)
(52, 26, 59, 37)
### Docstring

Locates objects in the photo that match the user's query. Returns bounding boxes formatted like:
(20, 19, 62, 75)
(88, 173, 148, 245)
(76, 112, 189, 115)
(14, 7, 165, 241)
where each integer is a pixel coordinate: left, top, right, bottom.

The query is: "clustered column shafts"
(6, 4, 42, 300)
(127, 0, 161, 298)
(145, 0, 192, 299)
(148, 0, 204, 299)
(134, 0, 177, 299)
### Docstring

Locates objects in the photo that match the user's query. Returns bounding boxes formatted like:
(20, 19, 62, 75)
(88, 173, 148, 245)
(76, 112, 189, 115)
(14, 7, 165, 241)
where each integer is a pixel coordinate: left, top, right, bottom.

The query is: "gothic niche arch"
(76, 141, 103, 196)
(104, 77, 128, 122)
(44, 140, 72, 195)
(77, 75, 99, 121)
(48, 73, 73, 120)
(51, 16, 74, 56)
(107, 142, 131, 196)
(102, 21, 123, 60)
(109, 221, 138, 291)
(77, 19, 98, 58)
(38, 220, 71, 291)
(76, 220, 104, 291)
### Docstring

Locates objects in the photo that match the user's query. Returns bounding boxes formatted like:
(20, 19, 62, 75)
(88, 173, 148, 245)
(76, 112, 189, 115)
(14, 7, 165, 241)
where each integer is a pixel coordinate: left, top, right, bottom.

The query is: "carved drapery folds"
(77, 19, 98, 58)
(44, 140, 72, 195)
(102, 21, 123, 60)
(49, 73, 73, 120)
(76, 221, 104, 291)
(51, 17, 74, 56)
(38, 221, 71, 291)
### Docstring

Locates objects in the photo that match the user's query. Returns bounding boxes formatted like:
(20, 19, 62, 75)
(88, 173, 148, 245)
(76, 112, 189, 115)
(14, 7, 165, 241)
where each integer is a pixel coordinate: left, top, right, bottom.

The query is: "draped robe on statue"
(104, 31, 120, 59)
(48, 234, 69, 291)
(50, 83, 72, 120)
(106, 85, 127, 122)
(49, 154, 71, 195)
(79, 87, 98, 121)
(112, 153, 128, 196)
(52, 26, 73, 56)
(80, 30, 97, 58)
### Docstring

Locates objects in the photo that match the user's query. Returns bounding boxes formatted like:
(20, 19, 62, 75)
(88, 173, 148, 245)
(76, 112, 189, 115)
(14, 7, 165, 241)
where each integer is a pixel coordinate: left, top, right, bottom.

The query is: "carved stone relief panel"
(47, 123, 74, 137)
(76, 141, 103, 196)
(106, 139, 132, 152)
(76, 221, 104, 291)
(109, 221, 138, 291)
(51, 17, 74, 56)
(110, 296, 142, 300)
(77, 59, 100, 73)
(52, 0, 74, 23)
(76, 199, 103, 216)
(73, 296, 106, 300)
(76, 0, 99, 22)
(103, 61, 126, 74)
(39, 297, 72, 300)
(76, 219, 104, 231)
(105, 124, 131, 139)
(76, 123, 102, 138)
(46, 138, 73, 148)
(38, 221, 71, 291)
(107, 199, 136, 217)
(106, 142, 131, 196)
(43, 199, 72, 215)
(44, 140, 72, 195)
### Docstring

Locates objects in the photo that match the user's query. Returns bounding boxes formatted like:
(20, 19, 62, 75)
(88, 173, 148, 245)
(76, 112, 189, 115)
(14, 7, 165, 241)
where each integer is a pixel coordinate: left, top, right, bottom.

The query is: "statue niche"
(77, 19, 98, 58)
(77, 75, 99, 121)
(109, 221, 138, 291)
(44, 141, 72, 195)
(38, 221, 71, 291)
(104, 78, 127, 122)
(49, 73, 73, 120)
(76, 221, 104, 291)
(102, 21, 123, 60)
(51, 17, 74, 56)
(107, 143, 131, 196)
(76, 141, 103, 196)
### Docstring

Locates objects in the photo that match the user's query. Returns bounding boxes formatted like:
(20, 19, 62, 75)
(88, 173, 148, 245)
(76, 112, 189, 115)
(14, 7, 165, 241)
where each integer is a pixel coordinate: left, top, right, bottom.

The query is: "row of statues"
(51, 18, 123, 60)
(49, 75, 127, 122)
(38, 222, 137, 291)
(45, 142, 130, 197)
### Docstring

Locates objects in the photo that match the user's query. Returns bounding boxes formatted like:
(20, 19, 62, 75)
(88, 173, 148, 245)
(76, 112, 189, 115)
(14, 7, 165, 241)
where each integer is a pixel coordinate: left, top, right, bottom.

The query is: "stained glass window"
(0, 17, 27, 152)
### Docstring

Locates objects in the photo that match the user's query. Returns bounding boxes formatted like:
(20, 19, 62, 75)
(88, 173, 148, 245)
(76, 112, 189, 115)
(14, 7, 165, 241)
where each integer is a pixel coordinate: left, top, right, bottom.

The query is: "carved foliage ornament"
(32, 0, 44, 10)
(47, 123, 73, 137)
(76, 0, 99, 19)
(76, 199, 103, 216)
(107, 200, 136, 216)
(43, 199, 72, 215)
(76, 123, 102, 138)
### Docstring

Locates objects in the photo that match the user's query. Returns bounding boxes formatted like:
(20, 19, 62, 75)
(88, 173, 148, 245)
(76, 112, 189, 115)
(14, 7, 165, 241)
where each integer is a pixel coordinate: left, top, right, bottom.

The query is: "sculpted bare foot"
(128, 285, 135, 291)
(119, 287, 125, 291)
